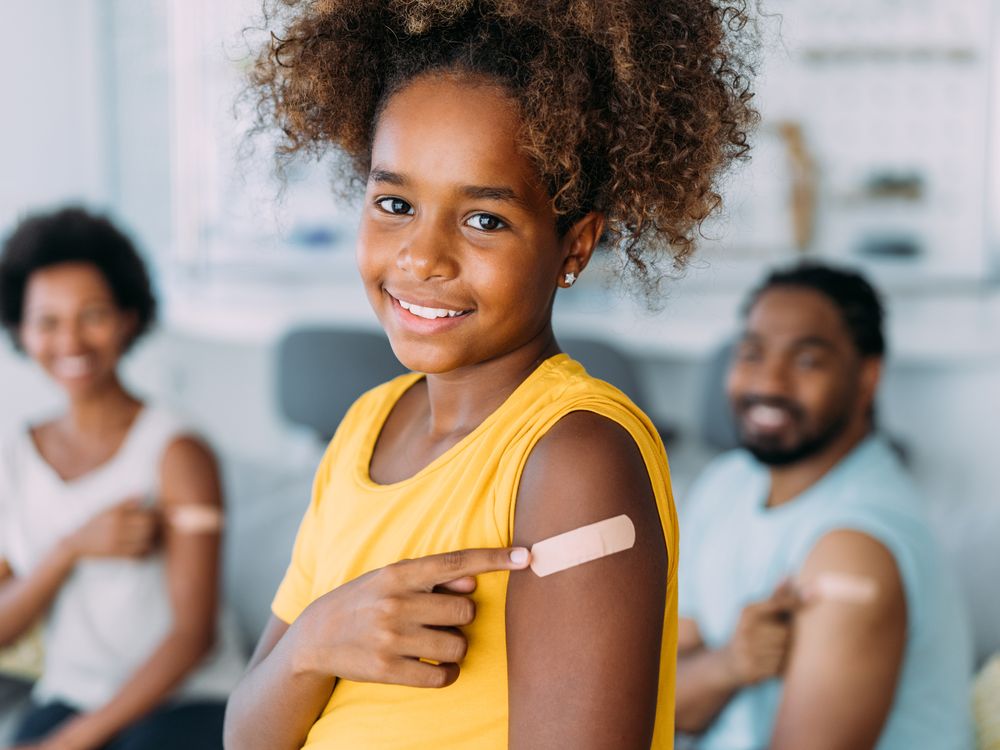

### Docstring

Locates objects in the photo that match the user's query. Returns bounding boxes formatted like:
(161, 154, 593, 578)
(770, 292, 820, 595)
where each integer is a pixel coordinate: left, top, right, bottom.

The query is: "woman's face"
(19, 262, 135, 397)
(357, 74, 587, 375)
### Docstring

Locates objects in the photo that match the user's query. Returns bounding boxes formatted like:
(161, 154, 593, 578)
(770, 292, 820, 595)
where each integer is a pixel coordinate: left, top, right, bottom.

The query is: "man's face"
(726, 286, 879, 466)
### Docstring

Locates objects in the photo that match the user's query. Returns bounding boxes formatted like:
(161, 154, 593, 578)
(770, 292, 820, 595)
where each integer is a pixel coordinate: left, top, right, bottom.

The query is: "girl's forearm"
(0, 542, 77, 646)
(50, 627, 215, 750)
(224, 621, 335, 750)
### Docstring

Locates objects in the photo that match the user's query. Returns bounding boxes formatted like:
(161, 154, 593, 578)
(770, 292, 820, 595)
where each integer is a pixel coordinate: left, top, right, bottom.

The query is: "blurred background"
(0, 0, 999, 676)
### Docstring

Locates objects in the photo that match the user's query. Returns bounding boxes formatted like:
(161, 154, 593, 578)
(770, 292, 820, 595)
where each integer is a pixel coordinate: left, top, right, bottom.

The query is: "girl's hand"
(290, 547, 530, 688)
(64, 498, 159, 561)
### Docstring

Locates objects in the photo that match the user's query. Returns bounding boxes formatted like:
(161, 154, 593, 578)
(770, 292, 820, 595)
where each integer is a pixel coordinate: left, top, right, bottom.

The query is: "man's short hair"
(744, 262, 886, 358)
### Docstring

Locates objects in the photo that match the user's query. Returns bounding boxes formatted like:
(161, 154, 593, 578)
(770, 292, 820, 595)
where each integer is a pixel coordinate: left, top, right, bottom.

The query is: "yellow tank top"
(272, 354, 678, 748)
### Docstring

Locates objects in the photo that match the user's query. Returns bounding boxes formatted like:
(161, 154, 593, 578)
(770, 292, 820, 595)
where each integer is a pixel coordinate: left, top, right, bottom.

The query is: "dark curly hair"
(745, 262, 886, 358)
(0, 207, 157, 352)
(247, 0, 759, 287)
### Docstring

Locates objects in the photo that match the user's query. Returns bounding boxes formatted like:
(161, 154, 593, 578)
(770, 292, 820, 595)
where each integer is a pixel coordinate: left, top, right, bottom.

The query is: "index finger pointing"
(404, 547, 530, 590)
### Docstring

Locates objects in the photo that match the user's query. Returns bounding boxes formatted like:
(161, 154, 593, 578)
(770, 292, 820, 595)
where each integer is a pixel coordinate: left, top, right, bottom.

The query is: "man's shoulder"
(829, 436, 923, 512)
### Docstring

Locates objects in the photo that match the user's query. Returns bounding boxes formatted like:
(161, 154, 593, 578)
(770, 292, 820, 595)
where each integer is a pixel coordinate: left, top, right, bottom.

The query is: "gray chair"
(0, 675, 32, 744)
(277, 327, 408, 441)
(698, 340, 740, 451)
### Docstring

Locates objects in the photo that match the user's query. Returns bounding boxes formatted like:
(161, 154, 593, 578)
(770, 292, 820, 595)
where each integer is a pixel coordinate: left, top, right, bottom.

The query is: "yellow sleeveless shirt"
(272, 354, 678, 748)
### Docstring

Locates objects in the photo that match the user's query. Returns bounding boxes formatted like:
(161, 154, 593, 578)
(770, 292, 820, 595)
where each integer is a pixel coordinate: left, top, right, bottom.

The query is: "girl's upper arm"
(506, 411, 668, 750)
(159, 435, 225, 640)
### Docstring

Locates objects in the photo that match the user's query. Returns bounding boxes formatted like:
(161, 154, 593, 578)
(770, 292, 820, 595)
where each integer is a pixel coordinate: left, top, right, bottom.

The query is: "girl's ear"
(558, 212, 605, 288)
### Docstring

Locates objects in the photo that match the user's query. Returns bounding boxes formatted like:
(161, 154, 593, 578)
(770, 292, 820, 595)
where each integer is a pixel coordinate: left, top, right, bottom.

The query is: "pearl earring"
(564, 272, 577, 287)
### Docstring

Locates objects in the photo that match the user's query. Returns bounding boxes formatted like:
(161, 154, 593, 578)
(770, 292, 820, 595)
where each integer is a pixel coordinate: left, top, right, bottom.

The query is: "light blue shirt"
(678, 436, 973, 750)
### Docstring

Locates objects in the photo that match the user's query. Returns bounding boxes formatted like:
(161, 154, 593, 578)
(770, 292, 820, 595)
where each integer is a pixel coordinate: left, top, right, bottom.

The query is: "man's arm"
(770, 530, 906, 750)
(506, 411, 668, 749)
(675, 584, 799, 734)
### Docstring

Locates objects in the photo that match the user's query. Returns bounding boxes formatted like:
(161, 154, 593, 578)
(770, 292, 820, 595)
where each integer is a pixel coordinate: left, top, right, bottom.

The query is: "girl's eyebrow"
(369, 168, 407, 186)
(369, 167, 527, 207)
(461, 184, 525, 207)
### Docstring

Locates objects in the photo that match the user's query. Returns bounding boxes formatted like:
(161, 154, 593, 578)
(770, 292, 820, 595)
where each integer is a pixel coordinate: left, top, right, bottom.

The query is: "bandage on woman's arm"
(506, 411, 668, 750)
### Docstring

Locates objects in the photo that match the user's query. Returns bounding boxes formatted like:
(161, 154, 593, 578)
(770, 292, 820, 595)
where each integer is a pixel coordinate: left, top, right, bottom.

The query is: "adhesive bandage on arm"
(529, 514, 636, 578)
(802, 572, 879, 604)
(166, 505, 224, 534)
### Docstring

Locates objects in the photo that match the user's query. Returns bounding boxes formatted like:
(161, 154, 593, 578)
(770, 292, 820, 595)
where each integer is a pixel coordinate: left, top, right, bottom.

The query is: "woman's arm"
(0, 498, 159, 647)
(0, 551, 75, 647)
(506, 411, 668, 749)
(38, 437, 227, 750)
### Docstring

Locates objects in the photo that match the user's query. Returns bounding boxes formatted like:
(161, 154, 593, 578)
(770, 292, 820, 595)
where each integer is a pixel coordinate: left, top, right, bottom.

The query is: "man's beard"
(734, 396, 852, 467)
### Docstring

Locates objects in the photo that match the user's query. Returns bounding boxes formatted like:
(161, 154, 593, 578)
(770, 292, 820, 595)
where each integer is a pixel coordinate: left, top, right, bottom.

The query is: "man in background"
(675, 263, 972, 750)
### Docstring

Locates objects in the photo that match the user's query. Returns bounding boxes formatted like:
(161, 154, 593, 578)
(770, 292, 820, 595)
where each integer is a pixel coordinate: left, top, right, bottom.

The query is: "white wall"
(0, 1, 109, 233)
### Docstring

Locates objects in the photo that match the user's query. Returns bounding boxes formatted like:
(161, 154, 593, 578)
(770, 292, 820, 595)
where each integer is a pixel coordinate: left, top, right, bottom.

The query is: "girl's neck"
(61, 375, 142, 437)
(421, 328, 560, 440)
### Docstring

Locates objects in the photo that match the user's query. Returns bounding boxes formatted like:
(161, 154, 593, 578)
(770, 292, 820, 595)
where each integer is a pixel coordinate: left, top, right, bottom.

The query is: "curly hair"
(248, 0, 758, 286)
(0, 207, 157, 352)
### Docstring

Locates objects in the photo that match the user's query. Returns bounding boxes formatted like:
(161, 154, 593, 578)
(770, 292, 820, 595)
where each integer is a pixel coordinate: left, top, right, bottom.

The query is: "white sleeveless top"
(0, 405, 246, 710)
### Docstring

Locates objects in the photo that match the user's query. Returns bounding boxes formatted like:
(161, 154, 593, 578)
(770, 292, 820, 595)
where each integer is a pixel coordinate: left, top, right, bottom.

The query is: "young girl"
(225, 2, 756, 748)
(0, 208, 246, 750)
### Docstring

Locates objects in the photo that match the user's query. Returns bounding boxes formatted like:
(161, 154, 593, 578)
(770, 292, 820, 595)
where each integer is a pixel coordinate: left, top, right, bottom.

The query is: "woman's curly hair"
(248, 0, 758, 285)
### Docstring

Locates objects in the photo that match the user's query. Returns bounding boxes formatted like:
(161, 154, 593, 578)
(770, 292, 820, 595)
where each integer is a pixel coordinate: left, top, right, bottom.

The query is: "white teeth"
(53, 355, 92, 378)
(747, 405, 790, 428)
(398, 298, 465, 320)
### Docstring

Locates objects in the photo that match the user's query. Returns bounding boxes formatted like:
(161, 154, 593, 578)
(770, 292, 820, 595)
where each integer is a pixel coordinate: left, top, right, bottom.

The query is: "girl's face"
(357, 74, 595, 375)
(19, 262, 135, 398)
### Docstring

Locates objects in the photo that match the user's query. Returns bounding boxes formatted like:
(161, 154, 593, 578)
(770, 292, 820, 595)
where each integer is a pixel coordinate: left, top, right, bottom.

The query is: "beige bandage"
(804, 573, 879, 604)
(167, 505, 224, 534)
(529, 514, 636, 578)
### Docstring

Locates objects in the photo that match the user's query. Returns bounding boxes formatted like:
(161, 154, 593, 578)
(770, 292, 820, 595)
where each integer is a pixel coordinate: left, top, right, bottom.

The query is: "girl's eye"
(465, 213, 506, 232)
(375, 197, 414, 215)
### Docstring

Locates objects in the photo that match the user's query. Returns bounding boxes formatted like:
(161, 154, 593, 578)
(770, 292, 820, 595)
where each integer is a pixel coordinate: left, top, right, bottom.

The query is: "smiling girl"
(224, 3, 756, 748)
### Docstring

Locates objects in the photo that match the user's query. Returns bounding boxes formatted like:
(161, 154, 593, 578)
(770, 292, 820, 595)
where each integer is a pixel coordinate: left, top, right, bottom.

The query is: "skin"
(224, 73, 668, 750)
(675, 287, 907, 749)
(0, 263, 225, 750)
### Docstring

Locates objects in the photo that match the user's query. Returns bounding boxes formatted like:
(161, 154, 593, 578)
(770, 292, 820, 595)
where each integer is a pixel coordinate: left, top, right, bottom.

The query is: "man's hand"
(289, 546, 531, 688)
(722, 580, 802, 686)
(64, 498, 159, 561)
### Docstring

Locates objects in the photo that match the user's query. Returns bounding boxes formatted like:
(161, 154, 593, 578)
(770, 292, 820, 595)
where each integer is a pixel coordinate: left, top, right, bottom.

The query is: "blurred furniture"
(0, 675, 32, 744)
(697, 340, 739, 451)
(277, 327, 408, 441)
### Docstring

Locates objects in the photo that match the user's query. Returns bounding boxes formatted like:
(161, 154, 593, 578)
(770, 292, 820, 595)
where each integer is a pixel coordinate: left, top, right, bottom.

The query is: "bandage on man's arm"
(506, 411, 669, 750)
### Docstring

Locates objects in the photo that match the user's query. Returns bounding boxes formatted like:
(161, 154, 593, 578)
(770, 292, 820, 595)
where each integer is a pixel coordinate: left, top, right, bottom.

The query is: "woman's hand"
(64, 498, 159, 561)
(289, 547, 530, 688)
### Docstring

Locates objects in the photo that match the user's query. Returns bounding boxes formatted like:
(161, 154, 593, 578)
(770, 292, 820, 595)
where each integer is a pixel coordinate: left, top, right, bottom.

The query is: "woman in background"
(0, 208, 244, 750)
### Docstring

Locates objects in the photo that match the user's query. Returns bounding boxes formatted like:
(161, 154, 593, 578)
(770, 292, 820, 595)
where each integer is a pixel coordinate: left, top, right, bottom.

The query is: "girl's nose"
(396, 218, 459, 281)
